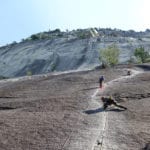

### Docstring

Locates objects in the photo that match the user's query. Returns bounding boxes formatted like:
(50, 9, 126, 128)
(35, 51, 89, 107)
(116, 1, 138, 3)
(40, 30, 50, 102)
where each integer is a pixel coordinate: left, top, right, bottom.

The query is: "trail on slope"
(92, 69, 142, 150)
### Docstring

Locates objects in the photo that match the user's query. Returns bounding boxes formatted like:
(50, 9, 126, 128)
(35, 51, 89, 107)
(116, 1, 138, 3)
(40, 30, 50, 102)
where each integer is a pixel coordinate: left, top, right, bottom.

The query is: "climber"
(127, 70, 131, 76)
(101, 96, 127, 110)
(99, 75, 104, 88)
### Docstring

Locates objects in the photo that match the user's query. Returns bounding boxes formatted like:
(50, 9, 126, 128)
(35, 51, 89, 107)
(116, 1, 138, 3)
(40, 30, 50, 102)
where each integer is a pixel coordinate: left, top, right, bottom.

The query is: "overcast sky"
(0, 0, 150, 46)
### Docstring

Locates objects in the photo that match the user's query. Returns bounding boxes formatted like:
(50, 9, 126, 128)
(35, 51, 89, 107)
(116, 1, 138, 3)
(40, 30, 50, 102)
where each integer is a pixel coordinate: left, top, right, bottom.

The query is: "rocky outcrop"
(0, 28, 150, 77)
(0, 65, 149, 149)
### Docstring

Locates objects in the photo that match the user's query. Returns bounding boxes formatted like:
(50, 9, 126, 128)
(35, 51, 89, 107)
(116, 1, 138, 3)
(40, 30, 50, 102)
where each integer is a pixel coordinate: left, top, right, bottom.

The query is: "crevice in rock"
(0, 96, 17, 98)
(0, 106, 16, 110)
(113, 93, 150, 101)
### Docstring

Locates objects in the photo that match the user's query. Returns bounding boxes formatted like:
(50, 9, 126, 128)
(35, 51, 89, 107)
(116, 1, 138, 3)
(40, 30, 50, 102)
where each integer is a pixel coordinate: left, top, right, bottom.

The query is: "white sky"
(0, 0, 150, 45)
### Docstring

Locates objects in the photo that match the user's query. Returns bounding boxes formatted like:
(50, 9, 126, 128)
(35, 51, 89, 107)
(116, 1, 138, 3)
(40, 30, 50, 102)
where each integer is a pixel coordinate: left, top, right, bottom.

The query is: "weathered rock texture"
(0, 28, 150, 77)
(0, 64, 149, 150)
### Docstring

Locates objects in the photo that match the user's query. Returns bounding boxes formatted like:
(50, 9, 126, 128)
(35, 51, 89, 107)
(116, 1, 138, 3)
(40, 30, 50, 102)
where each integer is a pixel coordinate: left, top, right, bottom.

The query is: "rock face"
(0, 28, 150, 77)
(0, 64, 149, 150)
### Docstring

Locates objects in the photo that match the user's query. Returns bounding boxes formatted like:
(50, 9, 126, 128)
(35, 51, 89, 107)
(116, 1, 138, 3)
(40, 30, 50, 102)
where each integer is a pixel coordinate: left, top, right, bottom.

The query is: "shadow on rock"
(84, 107, 126, 114)
(106, 108, 126, 112)
(136, 64, 150, 71)
(0, 106, 16, 110)
(84, 108, 104, 114)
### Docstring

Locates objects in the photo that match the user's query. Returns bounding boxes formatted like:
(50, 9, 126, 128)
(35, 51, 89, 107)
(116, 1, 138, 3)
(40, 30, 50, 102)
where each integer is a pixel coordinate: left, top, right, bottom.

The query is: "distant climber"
(99, 75, 104, 88)
(101, 96, 127, 110)
(127, 70, 131, 76)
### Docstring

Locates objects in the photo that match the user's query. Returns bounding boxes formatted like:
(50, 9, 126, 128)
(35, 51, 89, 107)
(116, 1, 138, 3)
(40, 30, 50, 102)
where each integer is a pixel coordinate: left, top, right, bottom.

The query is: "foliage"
(134, 47, 150, 63)
(30, 34, 39, 40)
(99, 44, 120, 67)
(0, 75, 8, 80)
(76, 30, 91, 39)
(29, 28, 62, 41)
(26, 70, 32, 76)
(51, 63, 57, 71)
(11, 41, 17, 45)
(145, 57, 150, 63)
(50, 28, 61, 33)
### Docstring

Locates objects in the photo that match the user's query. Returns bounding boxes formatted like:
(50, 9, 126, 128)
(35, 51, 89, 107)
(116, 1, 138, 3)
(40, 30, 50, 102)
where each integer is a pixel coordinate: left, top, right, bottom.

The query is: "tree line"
(99, 44, 150, 68)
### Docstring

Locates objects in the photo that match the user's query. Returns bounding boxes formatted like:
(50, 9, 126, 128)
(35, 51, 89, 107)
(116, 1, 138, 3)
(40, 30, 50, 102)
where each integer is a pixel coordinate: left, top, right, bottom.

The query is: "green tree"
(99, 44, 120, 67)
(51, 63, 56, 71)
(134, 47, 149, 63)
(30, 34, 39, 40)
(26, 70, 32, 76)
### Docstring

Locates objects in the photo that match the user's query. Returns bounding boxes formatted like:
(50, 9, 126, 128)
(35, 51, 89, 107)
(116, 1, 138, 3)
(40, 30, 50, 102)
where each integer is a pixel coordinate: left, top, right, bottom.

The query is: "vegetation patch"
(99, 44, 120, 67)
(134, 47, 150, 63)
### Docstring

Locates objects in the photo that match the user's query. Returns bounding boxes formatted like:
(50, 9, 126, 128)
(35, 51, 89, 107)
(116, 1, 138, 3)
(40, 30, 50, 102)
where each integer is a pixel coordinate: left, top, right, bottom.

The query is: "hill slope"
(0, 64, 149, 149)
(0, 28, 150, 77)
